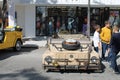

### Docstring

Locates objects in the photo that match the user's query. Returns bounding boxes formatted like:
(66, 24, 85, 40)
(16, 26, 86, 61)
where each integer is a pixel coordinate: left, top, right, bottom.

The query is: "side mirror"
(15, 26, 23, 31)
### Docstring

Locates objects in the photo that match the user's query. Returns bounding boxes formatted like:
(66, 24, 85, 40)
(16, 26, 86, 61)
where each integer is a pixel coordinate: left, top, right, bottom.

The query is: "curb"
(22, 41, 47, 48)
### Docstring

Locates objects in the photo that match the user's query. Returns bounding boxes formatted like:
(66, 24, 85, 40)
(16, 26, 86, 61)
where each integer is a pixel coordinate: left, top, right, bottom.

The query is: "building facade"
(1, 0, 120, 38)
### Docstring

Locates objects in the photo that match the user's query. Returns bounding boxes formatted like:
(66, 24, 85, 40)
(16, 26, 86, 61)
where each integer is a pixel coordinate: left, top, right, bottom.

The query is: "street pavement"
(22, 36, 48, 48)
(0, 47, 120, 80)
(22, 34, 90, 48)
(0, 35, 120, 80)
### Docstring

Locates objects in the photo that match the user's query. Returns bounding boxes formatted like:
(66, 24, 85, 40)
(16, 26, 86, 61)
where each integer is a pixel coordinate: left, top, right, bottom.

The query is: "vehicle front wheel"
(43, 65, 49, 72)
(14, 40, 22, 51)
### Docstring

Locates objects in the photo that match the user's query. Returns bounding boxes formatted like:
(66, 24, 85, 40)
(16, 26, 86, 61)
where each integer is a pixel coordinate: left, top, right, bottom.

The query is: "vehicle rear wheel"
(14, 40, 22, 51)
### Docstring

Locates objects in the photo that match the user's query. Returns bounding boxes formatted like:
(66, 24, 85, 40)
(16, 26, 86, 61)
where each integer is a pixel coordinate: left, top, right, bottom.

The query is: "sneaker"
(115, 69, 120, 74)
(102, 59, 107, 62)
(114, 71, 120, 74)
(111, 68, 120, 74)
(109, 67, 116, 73)
(101, 58, 104, 61)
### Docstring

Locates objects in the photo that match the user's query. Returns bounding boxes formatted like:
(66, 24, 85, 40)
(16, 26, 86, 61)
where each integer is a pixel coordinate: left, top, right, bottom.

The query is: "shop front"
(2, 0, 120, 38)
(36, 6, 120, 36)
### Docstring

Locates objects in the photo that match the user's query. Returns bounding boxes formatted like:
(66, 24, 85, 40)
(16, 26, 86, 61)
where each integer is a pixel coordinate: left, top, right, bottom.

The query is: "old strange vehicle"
(0, 26, 22, 51)
(42, 34, 102, 72)
(0, 0, 23, 51)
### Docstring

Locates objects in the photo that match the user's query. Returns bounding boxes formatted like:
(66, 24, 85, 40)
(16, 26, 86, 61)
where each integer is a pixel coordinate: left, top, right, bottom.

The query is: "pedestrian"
(67, 18, 74, 34)
(82, 17, 87, 35)
(36, 18, 41, 36)
(100, 21, 112, 61)
(48, 17, 53, 36)
(92, 25, 101, 53)
(108, 25, 120, 73)
(56, 19, 61, 33)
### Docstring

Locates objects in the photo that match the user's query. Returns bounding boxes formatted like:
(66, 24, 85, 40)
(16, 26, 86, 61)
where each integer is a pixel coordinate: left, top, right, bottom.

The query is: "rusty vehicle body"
(42, 34, 102, 72)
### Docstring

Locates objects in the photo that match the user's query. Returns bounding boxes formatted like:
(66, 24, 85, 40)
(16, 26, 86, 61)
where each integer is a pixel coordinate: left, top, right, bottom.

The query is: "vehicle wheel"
(44, 68, 49, 72)
(14, 40, 22, 51)
(62, 40, 80, 50)
(44, 67, 50, 72)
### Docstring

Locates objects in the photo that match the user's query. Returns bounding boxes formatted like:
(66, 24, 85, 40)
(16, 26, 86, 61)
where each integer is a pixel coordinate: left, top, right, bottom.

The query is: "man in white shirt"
(93, 25, 101, 52)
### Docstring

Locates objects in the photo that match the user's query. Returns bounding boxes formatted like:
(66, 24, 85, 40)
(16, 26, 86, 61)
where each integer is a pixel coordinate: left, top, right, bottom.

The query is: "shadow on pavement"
(23, 36, 48, 41)
(0, 68, 50, 80)
(22, 44, 39, 48)
(0, 46, 39, 60)
(47, 69, 104, 74)
(31, 36, 48, 41)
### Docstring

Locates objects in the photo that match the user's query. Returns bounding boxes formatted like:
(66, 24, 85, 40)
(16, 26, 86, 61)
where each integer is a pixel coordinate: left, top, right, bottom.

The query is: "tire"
(43, 65, 50, 72)
(62, 41, 80, 50)
(14, 40, 22, 51)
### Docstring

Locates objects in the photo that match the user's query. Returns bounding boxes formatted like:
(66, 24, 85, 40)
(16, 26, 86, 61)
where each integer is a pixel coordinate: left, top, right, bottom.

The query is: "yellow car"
(0, 26, 23, 51)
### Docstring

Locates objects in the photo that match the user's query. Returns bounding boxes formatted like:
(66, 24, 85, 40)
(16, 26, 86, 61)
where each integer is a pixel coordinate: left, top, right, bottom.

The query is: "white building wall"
(16, 5, 36, 38)
(16, 5, 26, 37)
(24, 5, 36, 38)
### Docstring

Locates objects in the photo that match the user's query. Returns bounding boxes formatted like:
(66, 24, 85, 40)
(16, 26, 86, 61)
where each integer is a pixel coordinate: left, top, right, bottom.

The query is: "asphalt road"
(0, 47, 120, 80)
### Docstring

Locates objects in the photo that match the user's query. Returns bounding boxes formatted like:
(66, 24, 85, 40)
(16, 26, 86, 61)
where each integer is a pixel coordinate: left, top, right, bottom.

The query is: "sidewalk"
(22, 36, 48, 48)
(22, 34, 92, 48)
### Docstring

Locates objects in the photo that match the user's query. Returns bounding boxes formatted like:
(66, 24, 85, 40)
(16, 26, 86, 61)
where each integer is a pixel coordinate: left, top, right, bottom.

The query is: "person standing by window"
(82, 17, 87, 35)
(56, 19, 60, 33)
(100, 21, 112, 61)
(48, 17, 54, 36)
(108, 25, 120, 73)
(67, 18, 74, 34)
(36, 18, 41, 35)
(93, 25, 101, 53)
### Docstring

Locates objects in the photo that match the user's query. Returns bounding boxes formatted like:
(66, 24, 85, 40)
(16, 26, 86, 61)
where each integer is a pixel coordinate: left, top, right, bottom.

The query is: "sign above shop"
(11, 0, 120, 6)
(65, 0, 80, 3)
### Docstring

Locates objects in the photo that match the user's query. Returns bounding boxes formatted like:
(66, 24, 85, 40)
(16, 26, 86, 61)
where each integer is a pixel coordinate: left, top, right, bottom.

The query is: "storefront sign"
(93, 0, 119, 4)
(65, 0, 80, 3)
(16, 0, 120, 5)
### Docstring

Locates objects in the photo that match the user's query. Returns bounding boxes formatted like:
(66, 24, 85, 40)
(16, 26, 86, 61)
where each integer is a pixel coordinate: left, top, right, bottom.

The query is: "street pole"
(87, 0, 90, 37)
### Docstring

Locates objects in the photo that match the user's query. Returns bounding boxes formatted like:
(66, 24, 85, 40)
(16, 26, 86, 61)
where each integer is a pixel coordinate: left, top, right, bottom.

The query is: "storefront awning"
(10, 0, 120, 7)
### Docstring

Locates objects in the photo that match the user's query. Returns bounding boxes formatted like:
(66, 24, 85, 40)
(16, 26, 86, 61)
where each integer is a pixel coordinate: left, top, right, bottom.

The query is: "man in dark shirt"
(109, 25, 120, 73)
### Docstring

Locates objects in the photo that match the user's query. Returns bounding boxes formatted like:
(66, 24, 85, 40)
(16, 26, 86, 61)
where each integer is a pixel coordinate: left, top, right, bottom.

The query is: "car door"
(4, 31, 16, 48)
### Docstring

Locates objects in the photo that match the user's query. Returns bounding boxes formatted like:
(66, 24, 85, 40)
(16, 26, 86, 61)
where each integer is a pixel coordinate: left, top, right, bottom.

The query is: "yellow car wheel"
(14, 40, 22, 51)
